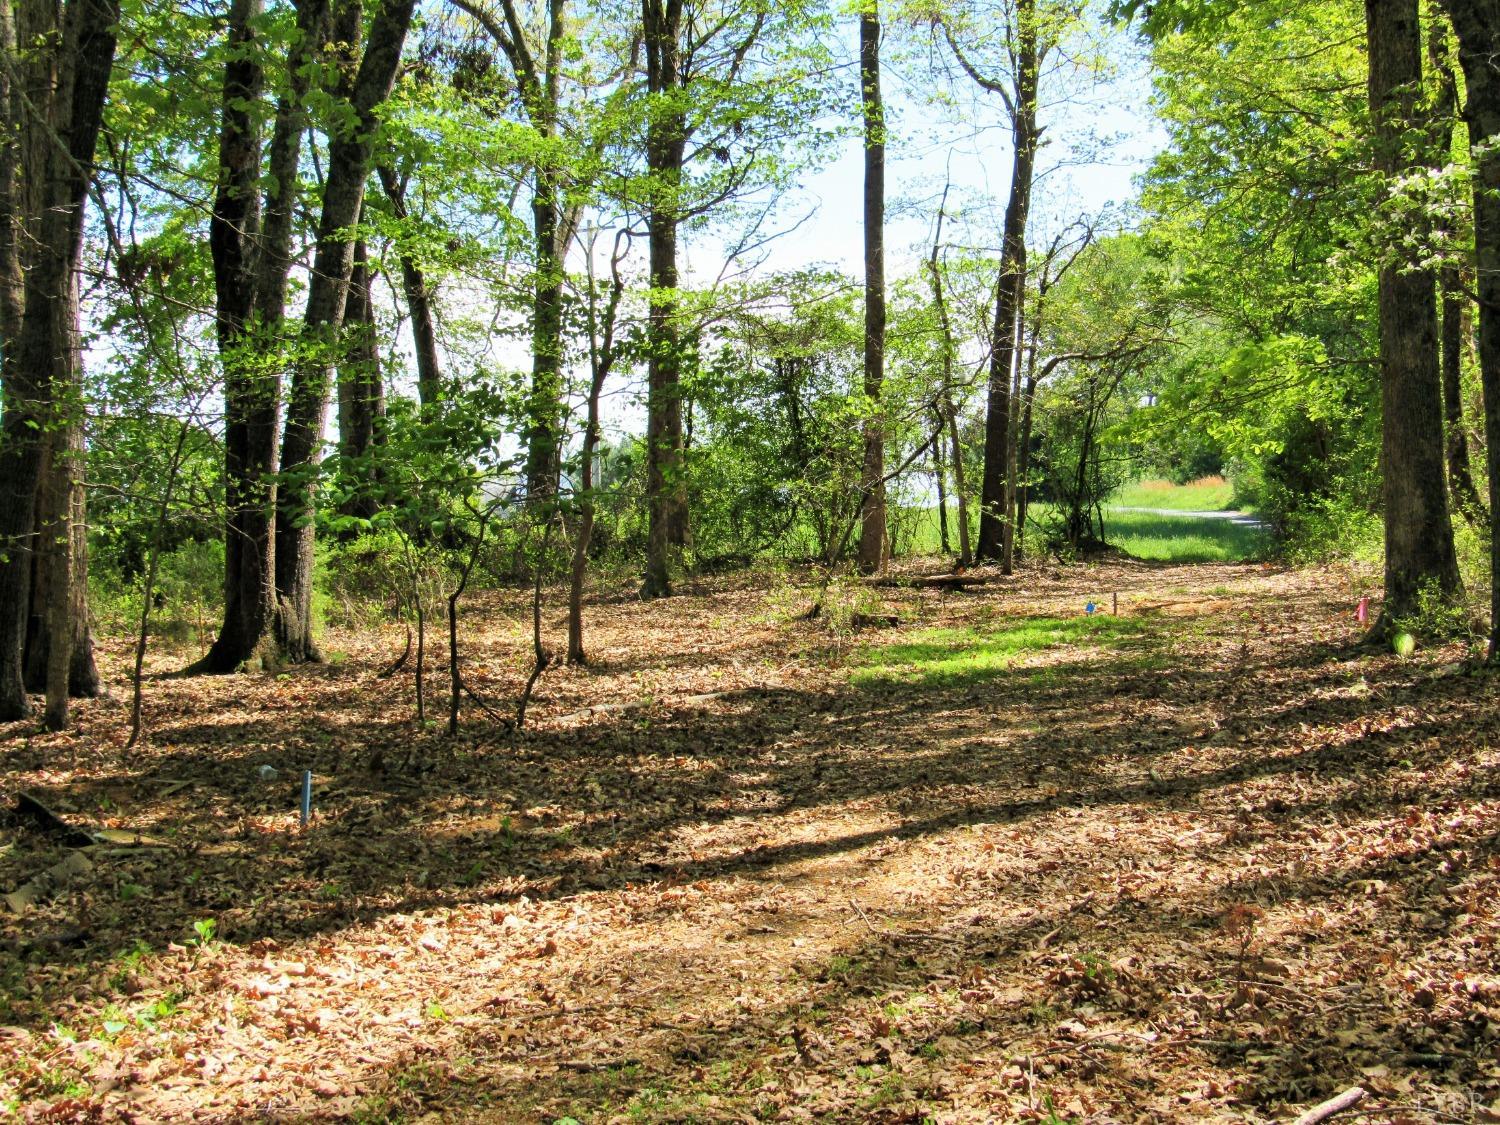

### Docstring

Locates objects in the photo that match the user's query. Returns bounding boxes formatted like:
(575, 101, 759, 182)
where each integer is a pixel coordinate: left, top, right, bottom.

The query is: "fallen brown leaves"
(1, 559, 1498, 1122)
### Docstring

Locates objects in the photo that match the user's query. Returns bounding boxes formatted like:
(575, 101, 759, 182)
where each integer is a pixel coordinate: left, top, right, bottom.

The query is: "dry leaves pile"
(1, 560, 1497, 1122)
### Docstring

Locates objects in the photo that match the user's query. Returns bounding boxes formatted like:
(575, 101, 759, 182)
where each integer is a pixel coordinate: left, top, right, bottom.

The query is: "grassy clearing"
(852, 613, 1145, 689)
(1101, 508, 1267, 563)
(1112, 475, 1237, 511)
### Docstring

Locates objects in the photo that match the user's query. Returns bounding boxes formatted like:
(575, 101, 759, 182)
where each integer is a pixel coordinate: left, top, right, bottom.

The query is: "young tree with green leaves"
(194, 0, 332, 674)
(939, 0, 1046, 573)
(450, 0, 572, 503)
(633, 0, 833, 597)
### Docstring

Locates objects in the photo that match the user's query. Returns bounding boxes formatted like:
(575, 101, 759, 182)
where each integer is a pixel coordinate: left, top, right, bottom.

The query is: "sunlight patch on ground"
(852, 615, 1146, 689)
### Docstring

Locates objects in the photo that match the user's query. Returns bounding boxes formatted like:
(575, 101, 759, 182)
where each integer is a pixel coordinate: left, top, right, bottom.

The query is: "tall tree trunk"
(274, 0, 416, 661)
(376, 164, 442, 406)
(27, 336, 100, 706)
(0, 0, 117, 721)
(932, 410, 950, 555)
(1366, 0, 1463, 633)
(927, 189, 971, 568)
(523, 171, 564, 501)
(1440, 270, 1486, 522)
(1440, 0, 1500, 655)
(856, 1, 886, 574)
(568, 232, 626, 664)
(195, 0, 333, 674)
(337, 239, 385, 520)
(641, 0, 687, 598)
(1429, 25, 1486, 525)
(974, 0, 1038, 570)
(1015, 354, 1040, 561)
(1001, 284, 1027, 571)
(450, 0, 567, 496)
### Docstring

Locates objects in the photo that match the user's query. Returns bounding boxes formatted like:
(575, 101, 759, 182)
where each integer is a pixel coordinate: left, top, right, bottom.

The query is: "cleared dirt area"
(2, 559, 1497, 1122)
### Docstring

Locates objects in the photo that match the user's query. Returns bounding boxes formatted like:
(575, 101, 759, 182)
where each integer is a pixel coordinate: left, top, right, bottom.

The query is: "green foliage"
(1125, 0, 1389, 563)
(1276, 494, 1382, 568)
(687, 277, 866, 565)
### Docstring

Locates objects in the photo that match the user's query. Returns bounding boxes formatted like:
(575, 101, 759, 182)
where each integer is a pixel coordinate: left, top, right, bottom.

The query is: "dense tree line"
(0, 0, 1496, 730)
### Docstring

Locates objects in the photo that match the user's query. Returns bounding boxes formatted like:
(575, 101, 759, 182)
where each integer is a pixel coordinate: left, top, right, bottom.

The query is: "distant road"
(1107, 506, 1269, 530)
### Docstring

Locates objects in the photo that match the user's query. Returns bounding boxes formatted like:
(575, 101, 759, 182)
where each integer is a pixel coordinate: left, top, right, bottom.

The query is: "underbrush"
(89, 540, 222, 653)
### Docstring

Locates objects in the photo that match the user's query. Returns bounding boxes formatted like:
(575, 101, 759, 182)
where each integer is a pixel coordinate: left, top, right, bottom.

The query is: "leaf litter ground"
(2, 559, 1498, 1122)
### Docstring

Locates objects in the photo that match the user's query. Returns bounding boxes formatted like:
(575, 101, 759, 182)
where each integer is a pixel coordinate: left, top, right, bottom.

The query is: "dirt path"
(2, 560, 1497, 1122)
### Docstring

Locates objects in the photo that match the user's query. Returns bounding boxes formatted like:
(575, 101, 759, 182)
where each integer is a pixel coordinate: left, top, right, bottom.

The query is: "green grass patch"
(1099, 509, 1266, 563)
(853, 614, 1144, 689)
(1111, 475, 1237, 511)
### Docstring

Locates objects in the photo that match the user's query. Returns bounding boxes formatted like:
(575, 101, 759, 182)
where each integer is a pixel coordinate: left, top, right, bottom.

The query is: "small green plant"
(1393, 576, 1472, 643)
(190, 918, 217, 946)
(425, 1001, 450, 1022)
(824, 953, 859, 980)
(108, 940, 152, 991)
(136, 991, 184, 1030)
(99, 1004, 129, 1040)
(1077, 951, 1116, 983)
(1027, 1001, 1060, 1025)
(1038, 1092, 1080, 1125)
(117, 882, 147, 902)
(863, 1071, 906, 1109)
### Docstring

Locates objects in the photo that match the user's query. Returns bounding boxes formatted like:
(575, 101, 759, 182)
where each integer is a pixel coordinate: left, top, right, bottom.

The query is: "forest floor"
(2, 556, 1499, 1123)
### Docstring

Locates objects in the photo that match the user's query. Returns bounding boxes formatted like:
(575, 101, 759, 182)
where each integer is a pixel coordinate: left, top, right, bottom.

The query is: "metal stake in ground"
(300, 770, 312, 828)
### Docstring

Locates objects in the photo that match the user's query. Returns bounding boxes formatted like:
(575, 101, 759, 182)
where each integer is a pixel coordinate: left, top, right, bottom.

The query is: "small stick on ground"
(1292, 1086, 1366, 1125)
(847, 897, 882, 936)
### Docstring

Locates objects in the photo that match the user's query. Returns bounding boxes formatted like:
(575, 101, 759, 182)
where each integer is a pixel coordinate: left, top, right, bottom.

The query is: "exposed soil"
(1, 558, 1497, 1123)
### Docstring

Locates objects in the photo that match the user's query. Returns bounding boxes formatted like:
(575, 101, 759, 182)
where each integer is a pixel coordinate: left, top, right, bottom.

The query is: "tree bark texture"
(641, 0, 687, 598)
(274, 0, 416, 661)
(0, 0, 116, 720)
(1429, 28, 1486, 524)
(197, 0, 331, 673)
(1440, 271, 1485, 522)
(337, 240, 385, 520)
(856, 3, 887, 575)
(1365, 0, 1462, 632)
(376, 164, 443, 406)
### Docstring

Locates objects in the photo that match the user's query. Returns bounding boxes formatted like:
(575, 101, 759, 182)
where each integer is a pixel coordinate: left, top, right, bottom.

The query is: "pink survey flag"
(1356, 596, 1370, 625)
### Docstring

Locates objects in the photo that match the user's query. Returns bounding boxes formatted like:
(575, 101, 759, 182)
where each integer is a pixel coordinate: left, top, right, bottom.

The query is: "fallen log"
(864, 573, 978, 590)
(1292, 1086, 1366, 1125)
(14, 792, 95, 848)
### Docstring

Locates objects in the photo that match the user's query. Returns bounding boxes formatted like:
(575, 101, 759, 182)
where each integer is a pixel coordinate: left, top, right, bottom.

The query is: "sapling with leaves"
(565, 225, 634, 665)
(332, 378, 517, 733)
